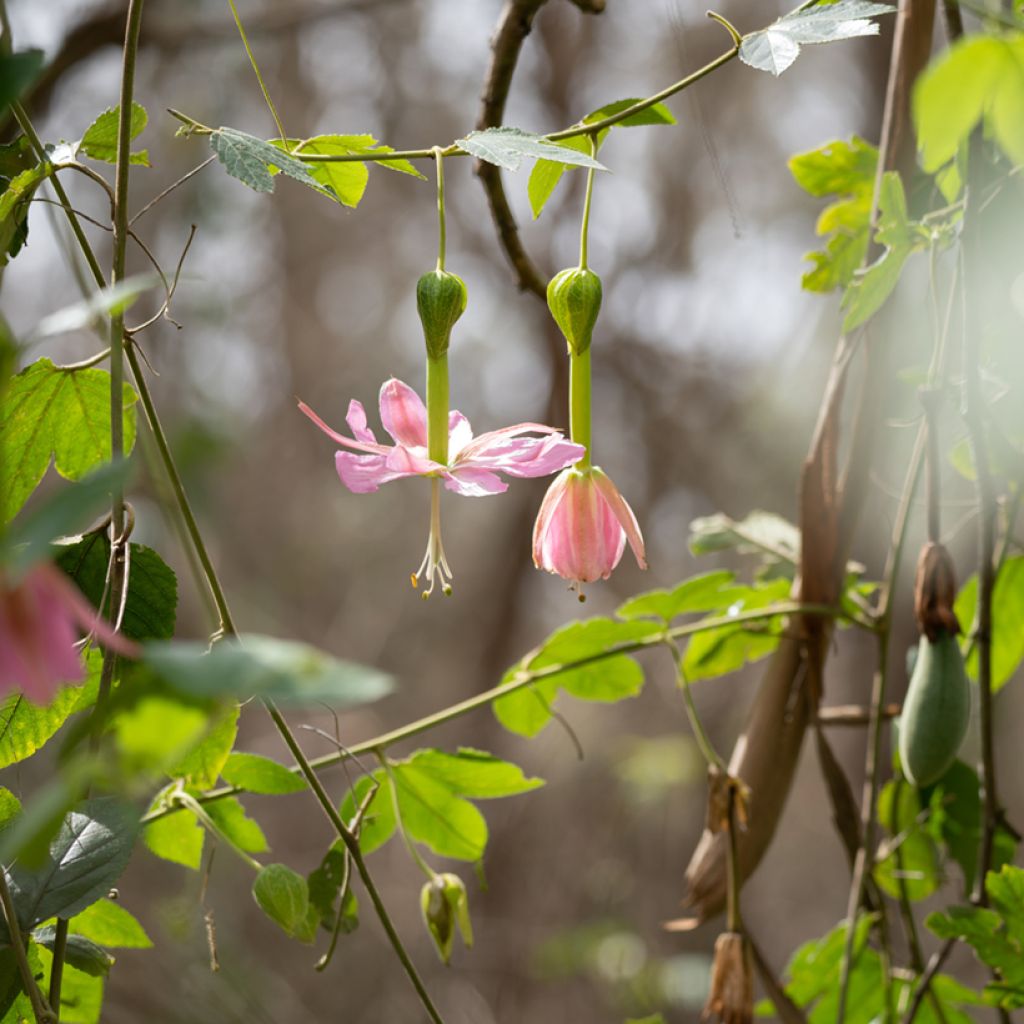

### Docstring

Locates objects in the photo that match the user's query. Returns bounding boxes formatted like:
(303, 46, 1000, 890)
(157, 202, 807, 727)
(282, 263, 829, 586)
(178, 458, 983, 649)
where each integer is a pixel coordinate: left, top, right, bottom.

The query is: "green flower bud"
(547, 266, 602, 356)
(420, 872, 473, 965)
(417, 270, 468, 360)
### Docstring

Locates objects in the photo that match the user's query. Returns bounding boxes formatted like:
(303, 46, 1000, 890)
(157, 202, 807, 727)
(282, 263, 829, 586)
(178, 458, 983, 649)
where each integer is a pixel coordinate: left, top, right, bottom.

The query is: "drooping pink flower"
(299, 378, 584, 595)
(0, 562, 140, 704)
(532, 466, 647, 598)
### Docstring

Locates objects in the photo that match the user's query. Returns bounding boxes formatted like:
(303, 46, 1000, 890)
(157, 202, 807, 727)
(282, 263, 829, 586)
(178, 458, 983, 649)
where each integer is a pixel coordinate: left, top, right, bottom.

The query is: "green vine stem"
(665, 637, 726, 772)
(12, 104, 448, 1024)
(0, 871, 54, 1024)
(433, 147, 447, 272)
(378, 754, 438, 881)
(226, 0, 288, 145)
(569, 347, 591, 468)
(165, 25, 741, 168)
(578, 136, 596, 270)
(144, 600, 855, 823)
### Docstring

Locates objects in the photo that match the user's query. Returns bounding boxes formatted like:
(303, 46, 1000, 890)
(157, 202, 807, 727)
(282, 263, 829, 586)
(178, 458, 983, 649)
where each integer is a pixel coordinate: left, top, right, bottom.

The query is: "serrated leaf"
(390, 763, 487, 861)
(253, 863, 318, 943)
(222, 752, 306, 795)
(32, 927, 113, 977)
(144, 633, 393, 707)
(205, 795, 267, 854)
(0, 159, 49, 264)
(210, 127, 331, 197)
(456, 126, 606, 172)
(740, 1, 893, 76)
(79, 102, 149, 166)
(789, 136, 877, 197)
(689, 509, 799, 561)
(68, 898, 151, 949)
(527, 136, 593, 219)
(955, 556, 1024, 692)
(54, 536, 177, 642)
(5, 797, 138, 931)
(0, 358, 138, 522)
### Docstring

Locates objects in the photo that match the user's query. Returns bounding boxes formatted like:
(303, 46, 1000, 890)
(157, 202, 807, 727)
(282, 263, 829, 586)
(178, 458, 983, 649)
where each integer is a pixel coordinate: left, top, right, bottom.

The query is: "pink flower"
(299, 378, 584, 595)
(532, 467, 647, 598)
(0, 562, 140, 704)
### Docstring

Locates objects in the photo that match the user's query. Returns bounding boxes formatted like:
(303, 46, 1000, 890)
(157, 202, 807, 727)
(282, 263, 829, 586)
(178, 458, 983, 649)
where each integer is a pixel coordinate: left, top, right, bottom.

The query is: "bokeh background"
(5, 1, 1023, 1020)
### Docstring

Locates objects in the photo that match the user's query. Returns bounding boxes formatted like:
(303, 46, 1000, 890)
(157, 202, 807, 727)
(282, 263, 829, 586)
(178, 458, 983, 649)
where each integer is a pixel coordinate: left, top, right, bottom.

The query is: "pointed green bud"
(420, 872, 472, 965)
(417, 270, 467, 360)
(547, 266, 602, 356)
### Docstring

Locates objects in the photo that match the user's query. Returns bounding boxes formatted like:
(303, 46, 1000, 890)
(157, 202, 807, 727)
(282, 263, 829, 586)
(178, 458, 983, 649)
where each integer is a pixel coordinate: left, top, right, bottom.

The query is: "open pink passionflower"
(0, 562, 140, 704)
(532, 466, 647, 599)
(299, 379, 584, 596)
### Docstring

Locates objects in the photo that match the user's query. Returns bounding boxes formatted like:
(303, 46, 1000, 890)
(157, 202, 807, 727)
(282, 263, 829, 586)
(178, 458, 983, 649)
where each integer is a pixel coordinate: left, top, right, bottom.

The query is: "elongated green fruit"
(899, 633, 970, 788)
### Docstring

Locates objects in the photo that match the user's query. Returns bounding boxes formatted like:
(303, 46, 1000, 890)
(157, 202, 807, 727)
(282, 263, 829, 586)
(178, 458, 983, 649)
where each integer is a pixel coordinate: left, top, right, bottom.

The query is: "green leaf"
(1, 460, 131, 576)
(143, 787, 204, 870)
(0, 670, 97, 770)
(396, 748, 544, 799)
(0, 789, 21, 832)
(339, 774, 396, 855)
(494, 618, 660, 737)
(253, 864, 318, 943)
(168, 705, 238, 790)
(205, 795, 267, 854)
(34, 944, 103, 1024)
(54, 535, 177, 642)
(209, 127, 331, 196)
(112, 697, 208, 773)
(222, 752, 306, 795)
(144, 634, 393, 706)
(841, 242, 910, 332)
(5, 798, 139, 930)
(617, 570, 739, 622)
(689, 509, 799, 562)
(307, 842, 350, 926)
(874, 780, 940, 901)
(275, 136, 367, 206)
(682, 579, 791, 682)
(789, 136, 877, 196)
(927, 865, 1024, 1008)
(455, 126, 607, 172)
(32, 274, 157, 341)
(0, 358, 138, 522)
(913, 37, 1024, 173)
(0, 160, 49, 265)
(390, 762, 487, 861)
(584, 99, 676, 128)
(79, 103, 150, 166)
(926, 760, 981, 892)
(0, 50, 44, 115)
(68, 898, 151, 949)
(740, 1, 894, 76)
(955, 556, 1024, 691)
(527, 136, 592, 218)
(32, 927, 113, 976)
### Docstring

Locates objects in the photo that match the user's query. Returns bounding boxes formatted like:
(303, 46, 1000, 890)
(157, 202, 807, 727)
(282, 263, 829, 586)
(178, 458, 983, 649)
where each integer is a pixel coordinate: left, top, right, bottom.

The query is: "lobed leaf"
(79, 102, 150, 166)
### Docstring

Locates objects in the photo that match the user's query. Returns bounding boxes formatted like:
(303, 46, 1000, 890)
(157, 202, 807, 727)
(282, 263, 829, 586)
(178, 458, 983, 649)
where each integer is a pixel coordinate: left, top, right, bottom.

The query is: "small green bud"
(417, 270, 468, 360)
(547, 266, 602, 356)
(420, 872, 473, 965)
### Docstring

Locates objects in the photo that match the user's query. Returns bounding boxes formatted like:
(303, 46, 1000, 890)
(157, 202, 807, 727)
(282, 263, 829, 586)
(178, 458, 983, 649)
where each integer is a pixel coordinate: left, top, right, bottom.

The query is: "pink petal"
(379, 379, 428, 448)
(457, 422, 560, 462)
(298, 400, 385, 455)
(593, 469, 647, 570)
(346, 400, 378, 443)
(448, 411, 474, 458)
(39, 564, 140, 659)
(443, 468, 508, 497)
(532, 471, 571, 568)
(385, 446, 444, 476)
(463, 434, 584, 478)
(336, 452, 417, 493)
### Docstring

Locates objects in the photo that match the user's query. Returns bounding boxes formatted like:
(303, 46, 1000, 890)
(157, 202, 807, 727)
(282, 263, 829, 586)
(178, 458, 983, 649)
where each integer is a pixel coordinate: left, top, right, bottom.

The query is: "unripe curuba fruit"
(898, 633, 970, 788)
(547, 267, 602, 356)
(417, 270, 468, 360)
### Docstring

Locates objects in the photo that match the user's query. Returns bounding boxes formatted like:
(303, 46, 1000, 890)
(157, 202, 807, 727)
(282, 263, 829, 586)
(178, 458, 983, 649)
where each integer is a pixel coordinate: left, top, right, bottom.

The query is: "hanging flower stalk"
(534, 137, 647, 599)
(300, 148, 583, 596)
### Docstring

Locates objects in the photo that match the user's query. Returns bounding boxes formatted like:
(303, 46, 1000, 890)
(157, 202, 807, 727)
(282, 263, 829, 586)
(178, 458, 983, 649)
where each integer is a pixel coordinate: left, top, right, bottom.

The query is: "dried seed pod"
(898, 632, 970, 788)
(913, 541, 960, 642)
(703, 931, 753, 1024)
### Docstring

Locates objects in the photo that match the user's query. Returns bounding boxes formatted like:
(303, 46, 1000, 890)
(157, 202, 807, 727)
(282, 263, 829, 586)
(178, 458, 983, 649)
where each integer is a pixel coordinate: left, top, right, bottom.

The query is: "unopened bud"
(417, 270, 467, 360)
(547, 267, 602, 356)
(420, 873, 473, 965)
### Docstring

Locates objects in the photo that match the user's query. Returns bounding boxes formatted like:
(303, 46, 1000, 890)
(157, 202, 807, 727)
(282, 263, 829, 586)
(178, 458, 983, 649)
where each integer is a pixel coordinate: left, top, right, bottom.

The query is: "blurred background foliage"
(5, 0, 1024, 1020)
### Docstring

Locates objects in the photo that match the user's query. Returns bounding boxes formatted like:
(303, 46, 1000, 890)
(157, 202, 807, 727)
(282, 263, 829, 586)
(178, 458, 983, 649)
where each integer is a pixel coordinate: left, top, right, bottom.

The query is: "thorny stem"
(144, 601, 856, 822)
(226, 0, 288, 145)
(0, 872, 54, 1024)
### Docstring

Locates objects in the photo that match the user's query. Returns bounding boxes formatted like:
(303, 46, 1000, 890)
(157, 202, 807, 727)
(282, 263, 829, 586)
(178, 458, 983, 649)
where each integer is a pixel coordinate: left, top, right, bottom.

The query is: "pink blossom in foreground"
(532, 467, 647, 598)
(0, 562, 140, 704)
(299, 378, 584, 595)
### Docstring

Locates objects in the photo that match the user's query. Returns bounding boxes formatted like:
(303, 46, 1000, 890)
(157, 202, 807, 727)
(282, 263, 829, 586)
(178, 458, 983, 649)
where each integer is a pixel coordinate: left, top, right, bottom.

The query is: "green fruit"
(898, 633, 970, 788)
(416, 270, 467, 360)
(547, 267, 602, 356)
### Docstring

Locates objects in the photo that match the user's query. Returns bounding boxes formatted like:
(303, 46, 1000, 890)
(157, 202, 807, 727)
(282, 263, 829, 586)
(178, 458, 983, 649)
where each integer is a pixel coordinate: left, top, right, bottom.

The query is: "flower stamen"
(411, 479, 454, 599)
